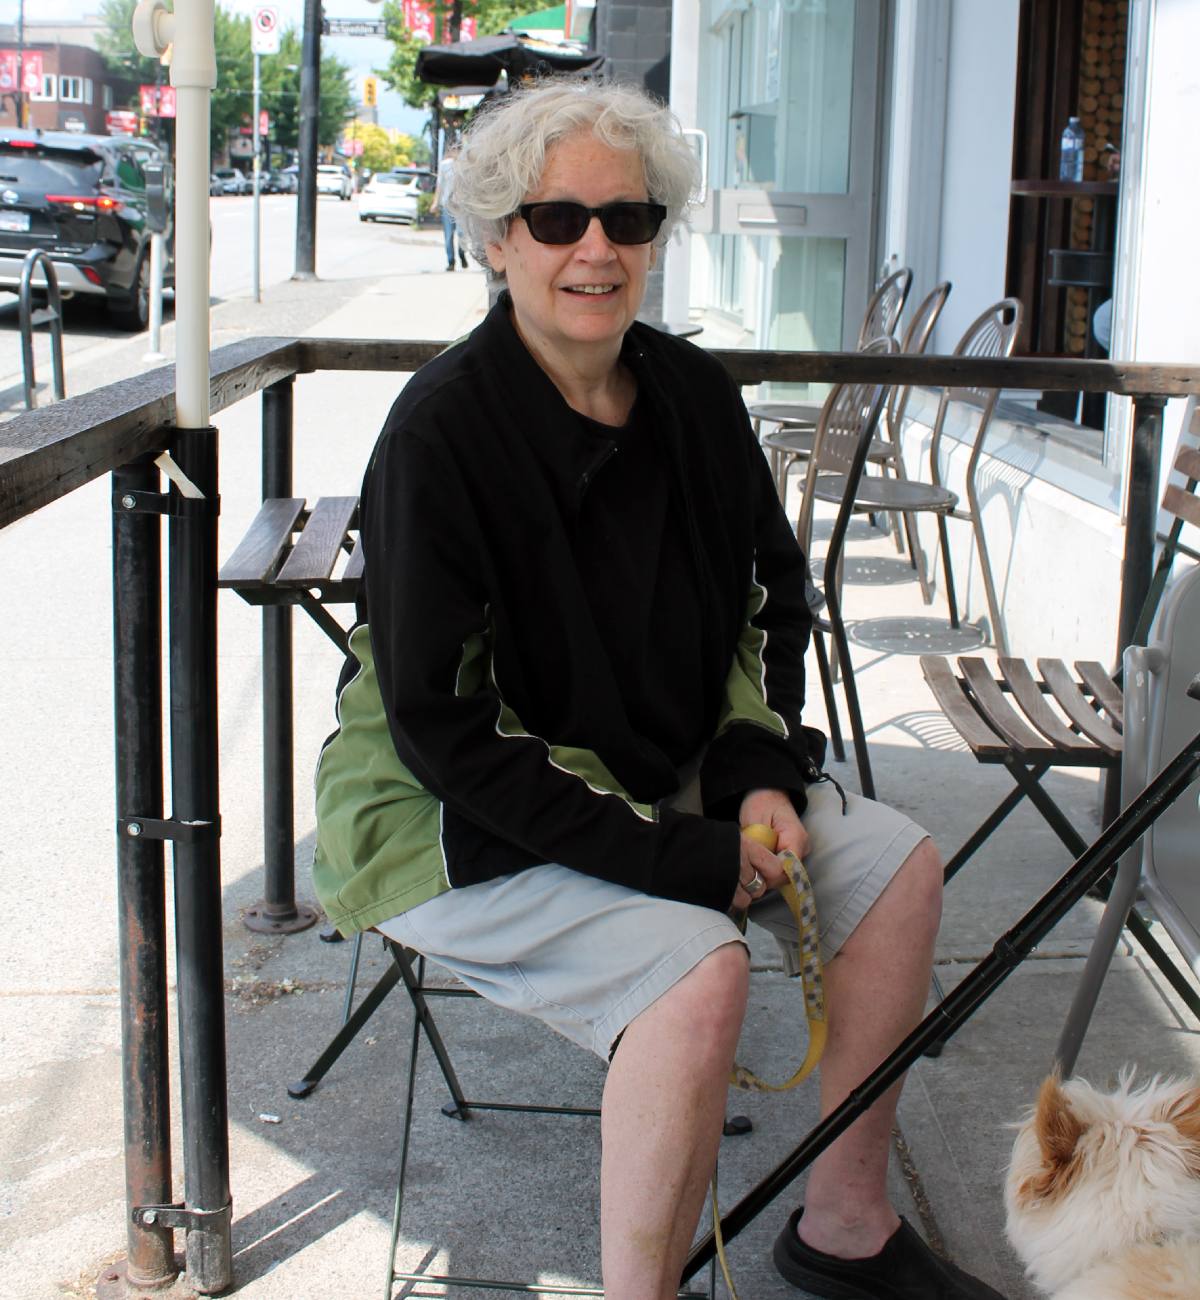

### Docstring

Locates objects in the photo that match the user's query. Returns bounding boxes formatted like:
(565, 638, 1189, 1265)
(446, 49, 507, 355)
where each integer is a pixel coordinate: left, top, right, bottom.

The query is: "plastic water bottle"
(1059, 117, 1084, 182)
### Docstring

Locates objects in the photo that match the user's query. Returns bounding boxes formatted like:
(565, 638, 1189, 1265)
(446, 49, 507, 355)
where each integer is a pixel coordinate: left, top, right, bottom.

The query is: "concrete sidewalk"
(1, 257, 1197, 1300)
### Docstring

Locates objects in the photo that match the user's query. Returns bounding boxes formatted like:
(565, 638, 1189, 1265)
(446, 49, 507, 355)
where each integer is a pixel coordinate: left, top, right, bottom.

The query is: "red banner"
(139, 84, 177, 117)
(401, 2, 475, 43)
(0, 51, 43, 94)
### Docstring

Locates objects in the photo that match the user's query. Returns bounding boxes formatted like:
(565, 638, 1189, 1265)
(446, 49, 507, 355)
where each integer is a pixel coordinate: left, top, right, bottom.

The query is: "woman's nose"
(574, 215, 616, 258)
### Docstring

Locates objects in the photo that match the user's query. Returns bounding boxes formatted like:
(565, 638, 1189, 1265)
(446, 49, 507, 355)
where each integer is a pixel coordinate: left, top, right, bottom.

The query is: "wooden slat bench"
(920, 653, 1124, 883)
(218, 495, 361, 654)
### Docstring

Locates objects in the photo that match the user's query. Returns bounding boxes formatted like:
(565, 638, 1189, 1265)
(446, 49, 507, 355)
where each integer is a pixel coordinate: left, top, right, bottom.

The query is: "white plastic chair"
(1055, 562, 1200, 1074)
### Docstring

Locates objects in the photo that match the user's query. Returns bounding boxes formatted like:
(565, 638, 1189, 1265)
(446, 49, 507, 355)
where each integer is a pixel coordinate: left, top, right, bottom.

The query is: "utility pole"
(16, 0, 26, 128)
(293, 0, 320, 279)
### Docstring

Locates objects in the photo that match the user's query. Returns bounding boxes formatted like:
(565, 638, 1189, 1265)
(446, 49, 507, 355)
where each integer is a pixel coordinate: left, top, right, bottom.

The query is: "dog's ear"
(1030, 1075, 1084, 1193)
(1160, 1084, 1200, 1173)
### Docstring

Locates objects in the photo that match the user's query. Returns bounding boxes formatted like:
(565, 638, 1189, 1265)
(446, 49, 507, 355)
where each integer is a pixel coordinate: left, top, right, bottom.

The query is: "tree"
(344, 121, 419, 174)
(97, 1, 355, 159)
(378, 0, 552, 111)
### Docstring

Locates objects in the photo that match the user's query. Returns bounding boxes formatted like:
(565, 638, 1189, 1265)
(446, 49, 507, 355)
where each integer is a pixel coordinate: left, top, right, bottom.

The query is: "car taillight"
(46, 194, 121, 212)
(81, 267, 103, 286)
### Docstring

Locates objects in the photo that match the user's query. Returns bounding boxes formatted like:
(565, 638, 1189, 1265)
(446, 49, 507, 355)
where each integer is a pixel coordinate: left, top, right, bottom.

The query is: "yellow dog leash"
(710, 822, 827, 1298)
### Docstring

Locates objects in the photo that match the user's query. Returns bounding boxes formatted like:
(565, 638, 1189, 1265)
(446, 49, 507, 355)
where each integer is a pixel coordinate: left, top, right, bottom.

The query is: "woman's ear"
(649, 243, 659, 270)
(485, 241, 506, 275)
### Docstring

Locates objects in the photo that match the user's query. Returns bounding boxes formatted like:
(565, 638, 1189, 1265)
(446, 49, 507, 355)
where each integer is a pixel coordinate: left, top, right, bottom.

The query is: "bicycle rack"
(19, 249, 66, 410)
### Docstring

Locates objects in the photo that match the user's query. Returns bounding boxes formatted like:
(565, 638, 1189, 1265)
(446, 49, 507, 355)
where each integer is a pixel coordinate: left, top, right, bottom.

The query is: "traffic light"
(363, 76, 378, 107)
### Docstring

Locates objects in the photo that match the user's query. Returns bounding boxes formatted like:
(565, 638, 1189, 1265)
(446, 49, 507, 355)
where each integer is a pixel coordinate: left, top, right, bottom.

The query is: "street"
(0, 192, 451, 417)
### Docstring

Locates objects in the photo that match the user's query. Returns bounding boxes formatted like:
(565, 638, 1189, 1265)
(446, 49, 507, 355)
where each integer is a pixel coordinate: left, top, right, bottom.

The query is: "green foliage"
(97, 1, 356, 157)
(378, 0, 553, 111)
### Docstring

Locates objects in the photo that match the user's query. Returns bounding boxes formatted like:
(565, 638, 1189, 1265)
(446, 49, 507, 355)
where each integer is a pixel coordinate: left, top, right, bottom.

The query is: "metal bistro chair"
(761, 281, 951, 508)
(794, 354, 894, 799)
(751, 265, 911, 470)
(816, 298, 1022, 657)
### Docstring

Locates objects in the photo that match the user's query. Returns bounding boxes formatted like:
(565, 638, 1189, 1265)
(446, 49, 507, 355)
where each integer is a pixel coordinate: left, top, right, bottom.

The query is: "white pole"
(143, 231, 166, 361)
(169, 0, 217, 431)
(252, 51, 261, 303)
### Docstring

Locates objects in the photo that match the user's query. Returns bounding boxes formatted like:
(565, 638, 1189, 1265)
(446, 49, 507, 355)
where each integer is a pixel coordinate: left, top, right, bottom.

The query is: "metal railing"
(18, 249, 65, 411)
(0, 338, 1197, 1294)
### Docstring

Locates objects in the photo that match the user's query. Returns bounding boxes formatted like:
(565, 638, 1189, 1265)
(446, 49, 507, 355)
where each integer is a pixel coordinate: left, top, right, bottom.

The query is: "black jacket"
(312, 296, 824, 935)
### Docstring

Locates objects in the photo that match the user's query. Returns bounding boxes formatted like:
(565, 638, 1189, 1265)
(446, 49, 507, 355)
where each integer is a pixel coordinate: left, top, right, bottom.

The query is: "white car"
(316, 164, 353, 200)
(357, 168, 435, 224)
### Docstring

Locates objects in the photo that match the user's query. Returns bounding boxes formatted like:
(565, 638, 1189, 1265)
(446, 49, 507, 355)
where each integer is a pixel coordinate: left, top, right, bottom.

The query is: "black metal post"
(167, 426, 232, 1292)
(1104, 392, 1166, 823)
(293, 0, 321, 279)
(112, 457, 176, 1292)
(244, 379, 317, 934)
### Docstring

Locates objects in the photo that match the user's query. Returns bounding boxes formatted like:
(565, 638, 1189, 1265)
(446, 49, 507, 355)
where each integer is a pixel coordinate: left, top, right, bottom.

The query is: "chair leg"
(1054, 841, 1144, 1077)
(385, 964, 427, 1300)
(340, 928, 364, 1024)
(812, 627, 846, 764)
(827, 599, 876, 799)
(936, 514, 958, 628)
(902, 512, 933, 605)
(970, 509, 1011, 657)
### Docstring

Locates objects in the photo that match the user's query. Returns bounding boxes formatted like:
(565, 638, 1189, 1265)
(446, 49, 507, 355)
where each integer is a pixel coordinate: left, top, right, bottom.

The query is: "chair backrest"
(928, 297, 1023, 478)
(886, 281, 953, 437)
(857, 267, 913, 347)
(1120, 562, 1200, 968)
(794, 336, 897, 557)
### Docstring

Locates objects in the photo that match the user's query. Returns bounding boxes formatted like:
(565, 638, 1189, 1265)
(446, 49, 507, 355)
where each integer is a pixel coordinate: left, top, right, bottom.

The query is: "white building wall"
(932, 1, 1020, 350)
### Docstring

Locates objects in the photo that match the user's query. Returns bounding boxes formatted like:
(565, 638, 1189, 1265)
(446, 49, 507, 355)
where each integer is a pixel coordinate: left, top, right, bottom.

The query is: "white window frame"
(84, 78, 93, 105)
(59, 75, 84, 103)
(31, 73, 56, 102)
(102, 84, 113, 110)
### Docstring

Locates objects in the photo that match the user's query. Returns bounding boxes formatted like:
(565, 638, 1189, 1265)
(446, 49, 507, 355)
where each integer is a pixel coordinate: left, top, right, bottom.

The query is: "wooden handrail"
(1, 336, 1198, 531)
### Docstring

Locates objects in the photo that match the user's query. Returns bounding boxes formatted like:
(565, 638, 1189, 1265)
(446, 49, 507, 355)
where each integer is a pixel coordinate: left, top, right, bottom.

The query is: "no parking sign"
(251, 6, 280, 55)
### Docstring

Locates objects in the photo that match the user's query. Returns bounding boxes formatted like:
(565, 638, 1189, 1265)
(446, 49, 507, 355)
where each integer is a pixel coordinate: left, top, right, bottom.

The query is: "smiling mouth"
(563, 284, 619, 296)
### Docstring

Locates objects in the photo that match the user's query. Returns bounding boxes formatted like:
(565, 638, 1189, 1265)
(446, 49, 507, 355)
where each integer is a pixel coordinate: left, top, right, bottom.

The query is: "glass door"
(697, 0, 883, 389)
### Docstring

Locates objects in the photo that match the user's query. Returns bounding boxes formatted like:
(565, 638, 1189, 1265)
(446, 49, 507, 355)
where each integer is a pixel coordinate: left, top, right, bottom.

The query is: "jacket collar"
(469, 291, 680, 491)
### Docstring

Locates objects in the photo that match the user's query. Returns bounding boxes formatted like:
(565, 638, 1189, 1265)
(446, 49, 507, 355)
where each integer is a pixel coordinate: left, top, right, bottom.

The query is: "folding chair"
(1055, 562, 1200, 1074)
(288, 933, 715, 1298)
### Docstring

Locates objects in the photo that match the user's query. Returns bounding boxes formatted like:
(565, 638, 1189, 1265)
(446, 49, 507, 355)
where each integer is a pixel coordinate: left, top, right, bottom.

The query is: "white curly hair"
(447, 78, 700, 270)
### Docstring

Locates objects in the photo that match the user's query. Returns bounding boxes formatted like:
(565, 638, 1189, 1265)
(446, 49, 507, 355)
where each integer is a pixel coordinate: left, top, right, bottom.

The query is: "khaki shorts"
(377, 782, 928, 1059)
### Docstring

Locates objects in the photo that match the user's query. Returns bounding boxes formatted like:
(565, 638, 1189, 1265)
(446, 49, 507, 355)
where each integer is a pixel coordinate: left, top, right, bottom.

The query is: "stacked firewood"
(1065, 0, 1127, 353)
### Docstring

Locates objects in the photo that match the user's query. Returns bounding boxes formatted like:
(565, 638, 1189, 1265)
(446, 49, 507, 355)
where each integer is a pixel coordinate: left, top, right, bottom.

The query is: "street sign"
(322, 18, 387, 36)
(252, 6, 281, 55)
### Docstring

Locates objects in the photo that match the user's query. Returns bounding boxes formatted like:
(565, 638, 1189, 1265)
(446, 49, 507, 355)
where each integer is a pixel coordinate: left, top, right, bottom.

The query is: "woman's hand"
(731, 788, 810, 909)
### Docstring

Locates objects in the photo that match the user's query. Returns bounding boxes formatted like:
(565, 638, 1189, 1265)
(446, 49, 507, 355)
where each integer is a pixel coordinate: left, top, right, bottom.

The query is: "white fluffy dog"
(1004, 1071, 1200, 1299)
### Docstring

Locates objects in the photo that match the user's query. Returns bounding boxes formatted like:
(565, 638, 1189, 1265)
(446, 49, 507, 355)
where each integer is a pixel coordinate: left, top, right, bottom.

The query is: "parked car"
(0, 128, 173, 330)
(209, 172, 224, 197)
(263, 170, 293, 194)
(316, 163, 353, 201)
(212, 167, 249, 196)
(357, 167, 435, 224)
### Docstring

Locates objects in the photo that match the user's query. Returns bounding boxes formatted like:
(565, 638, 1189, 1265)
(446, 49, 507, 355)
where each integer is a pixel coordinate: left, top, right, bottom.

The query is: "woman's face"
(486, 131, 657, 367)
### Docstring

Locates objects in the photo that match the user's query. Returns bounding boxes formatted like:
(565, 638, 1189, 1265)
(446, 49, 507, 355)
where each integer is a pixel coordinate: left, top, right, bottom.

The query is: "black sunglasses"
(514, 200, 667, 246)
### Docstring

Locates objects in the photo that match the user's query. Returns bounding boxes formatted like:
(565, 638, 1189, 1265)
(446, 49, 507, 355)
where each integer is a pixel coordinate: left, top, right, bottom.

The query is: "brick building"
(0, 16, 137, 135)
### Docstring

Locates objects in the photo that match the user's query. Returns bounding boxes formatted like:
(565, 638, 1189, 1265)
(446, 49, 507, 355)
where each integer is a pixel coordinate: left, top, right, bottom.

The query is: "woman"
(313, 80, 1002, 1300)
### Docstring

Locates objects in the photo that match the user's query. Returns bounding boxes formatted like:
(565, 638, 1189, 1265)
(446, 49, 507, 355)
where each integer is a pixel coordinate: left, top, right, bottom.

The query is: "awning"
(413, 33, 601, 88)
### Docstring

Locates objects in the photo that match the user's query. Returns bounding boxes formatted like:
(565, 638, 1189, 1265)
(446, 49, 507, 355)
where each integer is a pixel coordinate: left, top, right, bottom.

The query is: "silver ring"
(743, 870, 766, 898)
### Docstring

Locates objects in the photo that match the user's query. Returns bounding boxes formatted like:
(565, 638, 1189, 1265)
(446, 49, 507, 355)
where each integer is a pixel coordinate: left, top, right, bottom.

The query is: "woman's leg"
(798, 836, 943, 1257)
(599, 941, 749, 1299)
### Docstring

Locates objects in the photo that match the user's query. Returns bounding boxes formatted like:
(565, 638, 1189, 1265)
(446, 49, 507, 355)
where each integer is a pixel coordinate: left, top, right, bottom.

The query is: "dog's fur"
(1004, 1071, 1200, 1299)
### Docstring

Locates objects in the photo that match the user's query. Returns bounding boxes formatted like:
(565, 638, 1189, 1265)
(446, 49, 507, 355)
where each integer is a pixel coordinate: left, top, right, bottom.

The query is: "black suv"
(0, 129, 173, 330)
